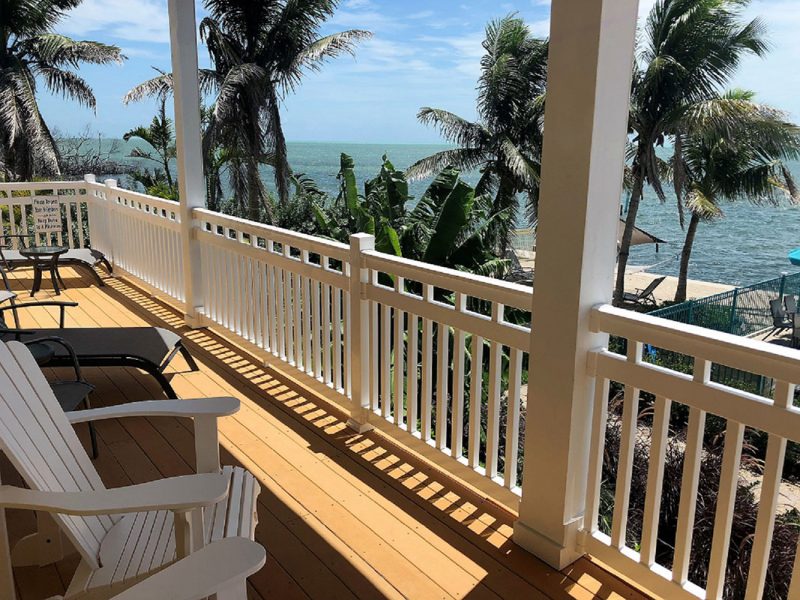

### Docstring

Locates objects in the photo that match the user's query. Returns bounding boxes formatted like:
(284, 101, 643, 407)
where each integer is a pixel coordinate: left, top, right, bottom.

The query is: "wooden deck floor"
(2, 266, 648, 600)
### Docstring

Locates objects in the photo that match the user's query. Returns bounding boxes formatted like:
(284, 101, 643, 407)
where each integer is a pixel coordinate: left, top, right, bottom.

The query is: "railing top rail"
(592, 303, 800, 383)
(0, 181, 88, 194)
(364, 249, 533, 311)
(91, 183, 181, 209)
(194, 207, 350, 261)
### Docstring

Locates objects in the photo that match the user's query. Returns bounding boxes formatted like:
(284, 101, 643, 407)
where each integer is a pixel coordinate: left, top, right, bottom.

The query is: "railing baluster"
(420, 283, 434, 442)
(283, 254, 294, 365)
(333, 286, 343, 392)
(672, 358, 710, 586)
(393, 277, 405, 427)
(485, 304, 504, 480)
(451, 293, 467, 459)
(611, 341, 643, 549)
(381, 303, 391, 419)
(584, 375, 611, 534)
(640, 394, 672, 565)
(468, 335, 484, 469)
(435, 321, 450, 450)
(276, 265, 286, 360)
(302, 252, 312, 374)
(504, 348, 522, 490)
(706, 419, 745, 599)
(312, 279, 322, 378)
(745, 380, 794, 600)
(369, 294, 379, 411)
(408, 313, 419, 434)
(294, 270, 303, 370)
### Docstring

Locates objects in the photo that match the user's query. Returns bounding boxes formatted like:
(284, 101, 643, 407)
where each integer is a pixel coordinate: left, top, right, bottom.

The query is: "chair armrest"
(24, 336, 85, 381)
(66, 398, 240, 424)
(111, 539, 266, 600)
(0, 473, 229, 516)
(0, 301, 77, 328)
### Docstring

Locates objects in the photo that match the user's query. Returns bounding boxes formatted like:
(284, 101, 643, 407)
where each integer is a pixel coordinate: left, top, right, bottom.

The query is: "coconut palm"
(672, 91, 800, 302)
(123, 95, 177, 190)
(407, 15, 547, 252)
(614, 0, 769, 305)
(0, 0, 123, 180)
(126, 0, 370, 222)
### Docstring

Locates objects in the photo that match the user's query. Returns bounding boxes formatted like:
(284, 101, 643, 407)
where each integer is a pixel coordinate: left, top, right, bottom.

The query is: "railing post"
(779, 272, 788, 301)
(168, 0, 206, 327)
(347, 233, 375, 433)
(728, 289, 739, 334)
(513, 0, 639, 569)
(99, 177, 118, 269)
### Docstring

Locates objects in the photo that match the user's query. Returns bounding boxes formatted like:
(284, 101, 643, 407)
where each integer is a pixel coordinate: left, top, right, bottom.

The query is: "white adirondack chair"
(46, 538, 266, 600)
(0, 340, 261, 600)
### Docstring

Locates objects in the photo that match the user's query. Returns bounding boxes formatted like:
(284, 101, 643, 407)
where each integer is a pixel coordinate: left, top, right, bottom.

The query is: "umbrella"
(619, 219, 666, 251)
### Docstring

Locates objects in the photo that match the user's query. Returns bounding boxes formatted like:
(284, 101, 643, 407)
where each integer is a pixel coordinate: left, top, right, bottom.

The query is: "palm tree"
(127, 0, 370, 222)
(614, 0, 768, 306)
(0, 0, 123, 180)
(672, 91, 800, 302)
(407, 15, 547, 252)
(123, 95, 177, 189)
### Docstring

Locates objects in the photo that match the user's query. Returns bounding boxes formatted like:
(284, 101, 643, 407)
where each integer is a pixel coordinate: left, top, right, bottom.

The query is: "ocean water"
(107, 139, 800, 288)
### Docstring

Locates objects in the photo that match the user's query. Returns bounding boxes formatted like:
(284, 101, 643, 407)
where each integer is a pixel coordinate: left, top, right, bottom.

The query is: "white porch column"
(168, 0, 205, 326)
(513, 0, 639, 569)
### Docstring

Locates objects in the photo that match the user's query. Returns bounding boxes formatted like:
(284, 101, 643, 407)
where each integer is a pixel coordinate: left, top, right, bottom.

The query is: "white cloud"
(58, 0, 170, 44)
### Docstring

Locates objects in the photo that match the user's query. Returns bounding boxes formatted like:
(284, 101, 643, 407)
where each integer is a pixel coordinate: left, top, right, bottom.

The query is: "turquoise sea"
(108, 139, 800, 288)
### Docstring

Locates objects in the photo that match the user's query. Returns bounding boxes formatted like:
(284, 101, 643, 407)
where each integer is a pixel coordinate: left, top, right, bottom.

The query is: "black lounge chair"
(0, 300, 199, 399)
(785, 294, 797, 316)
(623, 276, 666, 307)
(768, 298, 794, 338)
(0, 234, 112, 288)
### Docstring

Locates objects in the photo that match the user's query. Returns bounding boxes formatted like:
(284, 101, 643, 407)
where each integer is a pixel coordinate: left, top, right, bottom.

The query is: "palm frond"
(406, 147, 487, 181)
(416, 108, 488, 147)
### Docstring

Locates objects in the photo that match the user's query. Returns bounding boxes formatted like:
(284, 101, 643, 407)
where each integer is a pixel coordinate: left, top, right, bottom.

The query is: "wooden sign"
(32, 196, 62, 233)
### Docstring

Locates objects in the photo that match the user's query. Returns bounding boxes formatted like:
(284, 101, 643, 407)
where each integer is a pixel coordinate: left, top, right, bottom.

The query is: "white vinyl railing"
(361, 251, 531, 494)
(584, 304, 800, 600)
(0, 181, 91, 249)
(191, 208, 531, 504)
(194, 208, 351, 392)
(87, 180, 185, 302)
(7, 178, 800, 596)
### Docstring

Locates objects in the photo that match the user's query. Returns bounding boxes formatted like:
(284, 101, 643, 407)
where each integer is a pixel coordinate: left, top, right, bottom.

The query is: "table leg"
(30, 264, 42, 297)
(49, 265, 60, 296)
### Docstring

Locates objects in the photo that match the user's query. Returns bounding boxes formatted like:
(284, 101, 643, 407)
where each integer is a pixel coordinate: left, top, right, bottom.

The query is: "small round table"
(20, 245, 68, 296)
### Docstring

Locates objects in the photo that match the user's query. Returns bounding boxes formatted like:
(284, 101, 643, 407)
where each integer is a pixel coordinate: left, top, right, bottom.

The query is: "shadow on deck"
(3, 267, 648, 599)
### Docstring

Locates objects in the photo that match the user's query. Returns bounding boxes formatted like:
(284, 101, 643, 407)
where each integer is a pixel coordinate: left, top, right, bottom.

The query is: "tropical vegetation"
(123, 94, 178, 200)
(315, 154, 510, 277)
(408, 14, 547, 251)
(614, 0, 769, 306)
(0, 0, 123, 181)
(125, 0, 371, 223)
(671, 90, 800, 302)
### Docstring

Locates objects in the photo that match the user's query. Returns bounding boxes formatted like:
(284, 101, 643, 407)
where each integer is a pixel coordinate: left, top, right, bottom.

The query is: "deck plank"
(5, 268, 648, 599)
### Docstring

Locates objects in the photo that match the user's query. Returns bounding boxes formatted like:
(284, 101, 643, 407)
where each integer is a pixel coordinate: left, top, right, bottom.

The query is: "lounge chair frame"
(0, 302, 199, 399)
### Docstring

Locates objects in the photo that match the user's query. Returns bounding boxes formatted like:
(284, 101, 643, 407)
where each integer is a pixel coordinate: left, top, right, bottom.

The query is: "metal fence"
(651, 272, 800, 337)
(647, 272, 800, 398)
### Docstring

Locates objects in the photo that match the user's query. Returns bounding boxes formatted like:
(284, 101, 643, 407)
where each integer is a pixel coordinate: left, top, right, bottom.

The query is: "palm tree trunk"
(613, 170, 645, 306)
(247, 160, 260, 222)
(674, 212, 700, 303)
(266, 85, 290, 210)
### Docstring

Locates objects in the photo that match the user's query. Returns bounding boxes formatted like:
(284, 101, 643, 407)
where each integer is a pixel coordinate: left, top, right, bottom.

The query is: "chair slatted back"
(0, 341, 114, 569)
(771, 298, 787, 326)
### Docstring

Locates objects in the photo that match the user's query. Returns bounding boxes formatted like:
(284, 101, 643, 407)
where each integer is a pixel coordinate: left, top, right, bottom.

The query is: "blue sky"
(39, 0, 800, 144)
